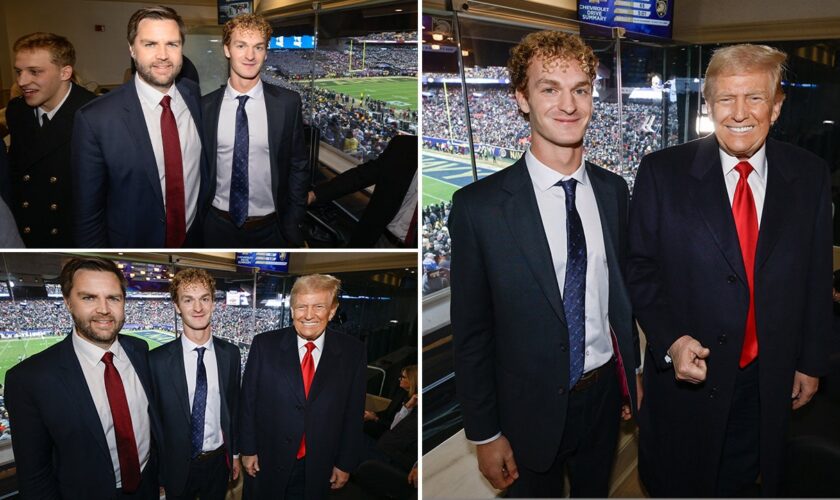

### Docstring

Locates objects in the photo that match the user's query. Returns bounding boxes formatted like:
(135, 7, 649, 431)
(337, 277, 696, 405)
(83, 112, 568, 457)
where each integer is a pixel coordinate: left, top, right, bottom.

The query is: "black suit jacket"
(201, 83, 309, 246)
(627, 134, 833, 496)
(7, 83, 95, 247)
(149, 335, 240, 497)
(374, 405, 417, 471)
(72, 78, 209, 247)
(6, 334, 159, 499)
(238, 327, 367, 500)
(450, 156, 639, 472)
(312, 135, 417, 247)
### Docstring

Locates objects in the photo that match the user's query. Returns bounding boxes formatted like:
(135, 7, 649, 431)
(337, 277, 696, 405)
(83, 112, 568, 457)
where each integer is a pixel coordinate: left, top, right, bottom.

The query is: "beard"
(134, 58, 181, 90)
(73, 314, 124, 347)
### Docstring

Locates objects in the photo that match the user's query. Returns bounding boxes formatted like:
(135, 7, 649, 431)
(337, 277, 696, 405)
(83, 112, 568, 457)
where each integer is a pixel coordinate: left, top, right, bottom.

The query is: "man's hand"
(620, 404, 632, 421)
(231, 456, 241, 481)
(408, 465, 418, 488)
(330, 467, 349, 489)
(792, 371, 819, 410)
(668, 335, 710, 383)
(363, 410, 378, 422)
(476, 435, 519, 490)
(307, 191, 316, 205)
(242, 454, 260, 477)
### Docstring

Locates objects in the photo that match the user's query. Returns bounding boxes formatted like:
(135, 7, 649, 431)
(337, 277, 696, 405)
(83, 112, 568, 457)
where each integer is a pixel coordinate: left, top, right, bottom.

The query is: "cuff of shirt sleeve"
(468, 432, 502, 446)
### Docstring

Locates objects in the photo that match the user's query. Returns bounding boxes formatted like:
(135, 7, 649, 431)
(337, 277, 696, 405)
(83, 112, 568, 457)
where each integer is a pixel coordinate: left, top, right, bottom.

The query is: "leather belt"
(193, 445, 225, 462)
(212, 206, 276, 231)
(572, 358, 614, 393)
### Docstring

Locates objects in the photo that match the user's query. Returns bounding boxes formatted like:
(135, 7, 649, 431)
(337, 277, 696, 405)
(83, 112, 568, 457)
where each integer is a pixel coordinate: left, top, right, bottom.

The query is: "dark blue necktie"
(230, 95, 250, 227)
(558, 179, 587, 388)
(190, 346, 207, 458)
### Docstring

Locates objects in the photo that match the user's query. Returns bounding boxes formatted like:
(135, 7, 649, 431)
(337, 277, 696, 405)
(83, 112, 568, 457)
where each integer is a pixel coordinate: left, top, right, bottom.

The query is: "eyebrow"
(534, 77, 591, 88)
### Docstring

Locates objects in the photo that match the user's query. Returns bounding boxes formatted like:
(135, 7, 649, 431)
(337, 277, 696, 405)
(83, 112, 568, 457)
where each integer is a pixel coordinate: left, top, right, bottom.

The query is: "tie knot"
(102, 351, 115, 365)
(195, 346, 206, 361)
(557, 178, 578, 198)
(735, 161, 753, 179)
(236, 95, 249, 108)
(160, 94, 172, 109)
(304, 341, 315, 354)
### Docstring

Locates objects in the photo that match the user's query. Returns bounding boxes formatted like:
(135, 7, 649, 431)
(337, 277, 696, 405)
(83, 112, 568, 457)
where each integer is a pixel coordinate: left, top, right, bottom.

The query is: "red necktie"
(102, 352, 142, 492)
(732, 161, 759, 368)
(296, 342, 316, 459)
(160, 95, 186, 248)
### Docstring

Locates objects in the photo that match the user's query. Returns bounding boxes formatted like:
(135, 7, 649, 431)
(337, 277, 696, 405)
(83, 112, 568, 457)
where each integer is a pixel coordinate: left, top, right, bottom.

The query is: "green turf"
(422, 176, 458, 207)
(315, 77, 417, 111)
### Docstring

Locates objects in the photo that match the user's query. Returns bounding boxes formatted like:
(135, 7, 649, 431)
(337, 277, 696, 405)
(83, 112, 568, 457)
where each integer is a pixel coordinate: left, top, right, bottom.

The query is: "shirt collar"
(525, 148, 588, 192)
(225, 78, 264, 102)
(180, 332, 214, 353)
(134, 72, 179, 109)
(37, 82, 73, 120)
(297, 331, 326, 353)
(72, 329, 126, 368)
(719, 143, 767, 181)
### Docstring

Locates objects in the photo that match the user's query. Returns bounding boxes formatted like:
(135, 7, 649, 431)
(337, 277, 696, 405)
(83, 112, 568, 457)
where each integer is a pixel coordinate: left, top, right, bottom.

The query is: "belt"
(212, 206, 276, 231)
(193, 446, 225, 462)
(572, 358, 614, 393)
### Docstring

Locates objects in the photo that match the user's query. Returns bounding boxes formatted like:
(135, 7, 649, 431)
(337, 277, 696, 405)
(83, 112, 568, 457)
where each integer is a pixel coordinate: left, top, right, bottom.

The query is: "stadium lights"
(395, 8, 403, 11)
(431, 44, 440, 50)
(462, 50, 469, 57)
(432, 33, 443, 41)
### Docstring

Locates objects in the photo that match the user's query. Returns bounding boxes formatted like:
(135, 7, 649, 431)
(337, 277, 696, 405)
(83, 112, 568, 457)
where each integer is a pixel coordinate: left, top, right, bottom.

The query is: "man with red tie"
(6, 257, 160, 498)
(628, 44, 833, 496)
(239, 274, 366, 500)
(72, 6, 207, 248)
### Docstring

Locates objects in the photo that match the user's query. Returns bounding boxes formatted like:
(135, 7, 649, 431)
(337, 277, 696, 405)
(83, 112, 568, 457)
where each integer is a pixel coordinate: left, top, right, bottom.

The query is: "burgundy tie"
(160, 95, 186, 248)
(732, 161, 759, 368)
(296, 341, 316, 459)
(101, 352, 142, 492)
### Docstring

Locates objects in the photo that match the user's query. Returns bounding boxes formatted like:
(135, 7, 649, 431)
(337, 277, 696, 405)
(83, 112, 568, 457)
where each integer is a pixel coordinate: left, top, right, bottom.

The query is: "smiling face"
(224, 27, 267, 91)
(130, 18, 183, 93)
(174, 282, 215, 338)
(14, 48, 71, 111)
(64, 270, 126, 349)
(291, 290, 338, 341)
(709, 71, 783, 159)
(515, 56, 593, 159)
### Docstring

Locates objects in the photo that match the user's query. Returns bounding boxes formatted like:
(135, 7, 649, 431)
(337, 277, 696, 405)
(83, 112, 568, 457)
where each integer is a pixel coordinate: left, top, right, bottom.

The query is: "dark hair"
(60, 257, 127, 298)
(127, 5, 185, 45)
(13, 32, 76, 68)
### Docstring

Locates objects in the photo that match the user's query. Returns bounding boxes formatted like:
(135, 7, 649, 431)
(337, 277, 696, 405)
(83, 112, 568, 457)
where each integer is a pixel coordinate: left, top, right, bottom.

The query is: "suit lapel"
(120, 335, 154, 401)
(501, 158, 567, 325)
(264, 86, 284, 209)
(206, 89, 224, 199)
(57, 335, 112, 461)
(588, 162, 620, 268)
(755, 139, 796, 271)
(688, 135, 748, 284)
(27, 83, 78, 164)
(121, 79, 164, 207)
(168, 339, 191, 422)
(279, 331, 306, 404)
(213, 337, 231, 425)
(308, 331, 339, 403)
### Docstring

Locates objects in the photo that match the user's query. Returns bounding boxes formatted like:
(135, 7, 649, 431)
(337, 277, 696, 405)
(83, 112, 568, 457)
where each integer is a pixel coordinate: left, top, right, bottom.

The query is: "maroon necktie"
(732, 161, 759, 368)
(296, 342, 316, 459)
(160, 95, 186, 248)
(101, 352, 142, 492)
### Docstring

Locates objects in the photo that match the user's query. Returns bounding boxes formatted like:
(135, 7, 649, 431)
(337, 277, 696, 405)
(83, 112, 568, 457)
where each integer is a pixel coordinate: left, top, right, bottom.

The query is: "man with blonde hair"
(202, 13, 309, 247)
(7, 32, 95, 247)
(239, 273, 366, 499)
(628, 44, 832, 496)
(450, 30, 639, 497)
(149, 267, 241, 499)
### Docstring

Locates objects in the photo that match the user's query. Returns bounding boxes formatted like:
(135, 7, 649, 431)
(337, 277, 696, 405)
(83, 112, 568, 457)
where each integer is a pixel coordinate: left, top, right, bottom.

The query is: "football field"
(422, 152, 507, 207)
(0, 330, 175, 386)
(315, 76, 417, 111)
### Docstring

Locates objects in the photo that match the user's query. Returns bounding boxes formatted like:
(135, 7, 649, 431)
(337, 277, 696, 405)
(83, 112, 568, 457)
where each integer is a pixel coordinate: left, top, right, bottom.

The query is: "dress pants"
(203, 206, 290, 248)
(165, 448, 228, 500)
(715, 361, 761, 497)
(507, 360, 621, 498)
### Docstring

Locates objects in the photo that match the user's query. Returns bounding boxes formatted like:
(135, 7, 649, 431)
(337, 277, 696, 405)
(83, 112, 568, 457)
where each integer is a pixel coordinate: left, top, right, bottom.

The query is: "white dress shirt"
(37, 83, 72, 125)
(386, 171, 418, 241)
(134, 73, 202, 231)
(297, 332, 326, 370)
(720, 145, 768, 227)
(72, 331, 150, 488)
(526, 149, 614, 373)
(212, 79, 274, 216)
(181, 334, 224, 453)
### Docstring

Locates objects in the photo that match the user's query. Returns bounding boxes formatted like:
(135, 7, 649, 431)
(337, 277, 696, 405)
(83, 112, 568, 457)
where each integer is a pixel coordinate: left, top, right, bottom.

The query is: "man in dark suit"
(149, 268, 240, 499)
(72, 6, 207, 248)
(450, 31, 639, 497)
(308, 134, 418, 248)
(202, 13, 308, 247)
(6, 257, 159, 499)
(628, 44, 832, 497)
(0, 145, 24, 247)
(7, 32, 95, 247)
(239, 274, 367, 500)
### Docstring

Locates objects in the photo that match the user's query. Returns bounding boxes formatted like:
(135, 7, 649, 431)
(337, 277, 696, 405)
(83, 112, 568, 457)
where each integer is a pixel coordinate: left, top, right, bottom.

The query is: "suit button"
(709, 387, 718, 399)
(22, 175, 30, 182)
(50, 228, 58, 235)
(296, 405, 303, 411)
(560, 343, 568, 352)
(558, 386, 566, 395)
(49, 176, 57, 183)
(727, 275, 737, 284)
(50, 203, 58, 211)
(23, 227, 31, 234)
(21, 201, 29, 208)
(717, 334, 727, 345)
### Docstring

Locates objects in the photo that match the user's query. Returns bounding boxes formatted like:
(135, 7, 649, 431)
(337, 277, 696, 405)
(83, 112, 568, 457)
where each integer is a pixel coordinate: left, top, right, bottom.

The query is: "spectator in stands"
(6, 257, 159, 498)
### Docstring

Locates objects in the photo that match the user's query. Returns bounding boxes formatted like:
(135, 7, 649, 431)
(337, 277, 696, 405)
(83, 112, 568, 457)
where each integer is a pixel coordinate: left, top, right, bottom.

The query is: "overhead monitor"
(578, 0, 674, 40)
(218, 0, 253, 25)
(236, 252, 290, 273)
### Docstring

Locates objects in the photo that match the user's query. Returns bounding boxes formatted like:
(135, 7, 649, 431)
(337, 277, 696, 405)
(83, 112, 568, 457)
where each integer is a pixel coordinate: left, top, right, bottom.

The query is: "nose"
(732, 97, 748, 121)
(557, 90, 576, 114)
(95, 297, 110, 314)
(245, 46, 255, 60)
(17, 72, 31, 87)
(156, 45, 168, 60)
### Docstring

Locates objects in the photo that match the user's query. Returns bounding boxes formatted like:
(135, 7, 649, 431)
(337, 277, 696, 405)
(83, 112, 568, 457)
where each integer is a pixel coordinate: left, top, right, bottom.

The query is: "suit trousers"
(204, 206, 289, 247)
(166, 448, 228, 500)
(118, 453, 159, 499)
(507, 359, 621, 498)
(715, 361, 761, 497)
